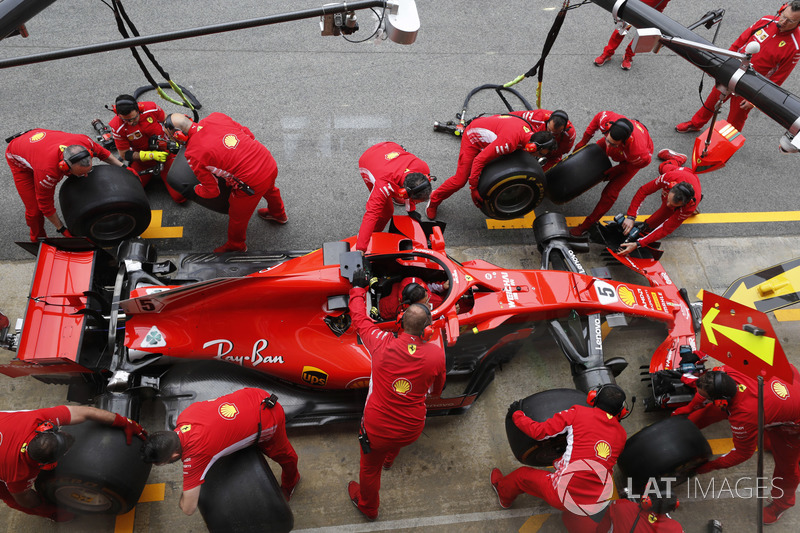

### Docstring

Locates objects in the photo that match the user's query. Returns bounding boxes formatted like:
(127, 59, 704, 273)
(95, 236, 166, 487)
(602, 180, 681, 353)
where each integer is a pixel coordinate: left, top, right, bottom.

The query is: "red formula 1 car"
(0, 213, 706, 522)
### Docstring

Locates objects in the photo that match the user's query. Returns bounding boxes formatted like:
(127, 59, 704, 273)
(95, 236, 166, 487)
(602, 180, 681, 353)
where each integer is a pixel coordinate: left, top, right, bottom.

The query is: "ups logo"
(301, 366, 328, 387)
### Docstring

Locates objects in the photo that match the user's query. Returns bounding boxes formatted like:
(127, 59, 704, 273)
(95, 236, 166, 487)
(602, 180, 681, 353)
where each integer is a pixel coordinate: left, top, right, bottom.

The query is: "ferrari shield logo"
(147, 117, 153, 123)
(408, 344, 417, 355)
(179, 424, 191, 433)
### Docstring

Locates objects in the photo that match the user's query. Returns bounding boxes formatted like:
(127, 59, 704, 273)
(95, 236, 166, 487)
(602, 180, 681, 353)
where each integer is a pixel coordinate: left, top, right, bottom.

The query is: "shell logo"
(408, 344, 417, 355)
(772, 381, 790, 400)
(218, 402, 239, 419)
(594, 440, 611, 460)
(29, 132, 46, 142)
(618, 285, 635, 308)
(222, 134, 239, 149)
(392, 378, 412, 395)
(179, 424, 192, 433)
(385, 151, 400, 160)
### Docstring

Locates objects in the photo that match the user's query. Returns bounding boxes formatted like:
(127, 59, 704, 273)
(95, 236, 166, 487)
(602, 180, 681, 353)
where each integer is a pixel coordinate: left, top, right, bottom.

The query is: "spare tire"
(166, 148, 231, 214)
(617, 416, 712, 495)
(544, 144, 612, 205)
(505, 388, 588, 466)
(199, 447, 293, 533)
(35, 421, 151, 515)
(476, 150, 546, 220)
(59, 165, 151, 245)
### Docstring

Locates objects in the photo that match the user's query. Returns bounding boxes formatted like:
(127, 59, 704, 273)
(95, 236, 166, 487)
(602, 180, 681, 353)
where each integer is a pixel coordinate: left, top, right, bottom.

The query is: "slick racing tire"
(544, 144, 612, 205)
(617, 416, 712, 495)
(35, 421, 151, 515)
(476, 150, 546, 220)
(199, 447, 294, 533)
(506, 388, 588, 466)
(59, 165, 151, 245)
(166, 148, 231, 214)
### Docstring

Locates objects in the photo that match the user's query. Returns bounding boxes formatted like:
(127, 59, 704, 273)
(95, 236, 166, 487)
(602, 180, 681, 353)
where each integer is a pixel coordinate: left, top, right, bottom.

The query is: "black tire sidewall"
(477, 150, 546, 220)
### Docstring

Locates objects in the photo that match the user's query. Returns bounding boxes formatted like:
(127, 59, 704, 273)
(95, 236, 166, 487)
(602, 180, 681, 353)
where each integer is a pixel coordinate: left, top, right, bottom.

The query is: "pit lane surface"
(1, 1, 800, 532)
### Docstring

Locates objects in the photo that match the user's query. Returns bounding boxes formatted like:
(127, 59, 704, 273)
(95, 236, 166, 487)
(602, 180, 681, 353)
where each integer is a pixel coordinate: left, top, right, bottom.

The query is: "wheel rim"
(89, 213, 139, 241)
(494, 184, 535, 214)
(54, 485, 114, 512)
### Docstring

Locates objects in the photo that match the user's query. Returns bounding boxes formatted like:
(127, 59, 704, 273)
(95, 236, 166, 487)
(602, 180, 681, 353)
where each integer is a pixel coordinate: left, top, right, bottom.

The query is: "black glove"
(351, 267, 369, 288)
(507, 400, 522, 417)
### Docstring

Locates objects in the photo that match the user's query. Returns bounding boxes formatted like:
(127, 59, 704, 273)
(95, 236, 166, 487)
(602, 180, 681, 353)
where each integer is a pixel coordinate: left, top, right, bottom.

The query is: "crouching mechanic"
(672, 365, 800, 525)
(571, 111, 653, 237)
(512, 109, 576, 171)
(108, 94, 185, 203)
(165, 112, 287, 253)
(491, 384, 628, 531)
(0, 405, 146, 522)
(141, 387, 300, 516)
(617, 150, 701, 256)
(5, 129, 127, 240)
(347, 268, 446, 520)
(425, 113, 556, 220)
(356, 141, 432, 252)
(595, 496, 684, 532)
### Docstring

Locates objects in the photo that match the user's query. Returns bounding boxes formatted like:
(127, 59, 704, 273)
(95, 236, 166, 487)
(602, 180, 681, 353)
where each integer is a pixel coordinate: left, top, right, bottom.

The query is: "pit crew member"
(594, 0, 674, 71)
(108, 94, 185, 203)
(425, 114, 556, 220)
(674, 365, 800, 525)
(570, 111, 654, 237)
(617, 150, 701, 256)
(5, 129, 126, 240)
(165, 112, 287, 253)
(347, 268, 446, 520)
(0, 405, 146, 521)
(356, 141, 432, 252)
(510, 109, 576, 170)
(377, 277, 446, 320)
(141, 387, 300, 516)
(676, 2, 800, 132)
(490, 384, 627, 531)
(595, 496, 684, 532)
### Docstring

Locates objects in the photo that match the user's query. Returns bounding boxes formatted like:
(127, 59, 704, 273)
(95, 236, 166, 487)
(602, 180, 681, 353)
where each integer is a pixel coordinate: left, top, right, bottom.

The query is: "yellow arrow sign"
(702, 307, 776, 365)
(729, 264, 800, 309)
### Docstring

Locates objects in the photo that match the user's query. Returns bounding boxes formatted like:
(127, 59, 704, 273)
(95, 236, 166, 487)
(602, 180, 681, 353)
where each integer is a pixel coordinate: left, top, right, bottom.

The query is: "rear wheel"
(544, 144, 612, 205)
(477, 150, 546, 220)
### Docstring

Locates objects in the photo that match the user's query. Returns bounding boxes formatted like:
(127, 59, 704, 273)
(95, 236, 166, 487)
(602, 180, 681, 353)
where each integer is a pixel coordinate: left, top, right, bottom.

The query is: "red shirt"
(626, 166, 702, 247)
(184, 112, 277, 199)
(510, 109, 576, 170)
(729, 15, 800, 86)
(0, 406, 71, 493)
(512, 405, 626, 505)
(596, 499, 684, 532)
(5, 129, 111, 216)
(580, 111, 653, 169)
(463, 114, 537, 188)
(108, 101, 168, 153)
(357, 142, 430, 251)
(349, 287, 446, 442)
(175, 388, 281, 490)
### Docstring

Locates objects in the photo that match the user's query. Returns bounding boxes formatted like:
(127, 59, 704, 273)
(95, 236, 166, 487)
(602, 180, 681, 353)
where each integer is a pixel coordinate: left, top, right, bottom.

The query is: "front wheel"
(477, 150, 546, 220)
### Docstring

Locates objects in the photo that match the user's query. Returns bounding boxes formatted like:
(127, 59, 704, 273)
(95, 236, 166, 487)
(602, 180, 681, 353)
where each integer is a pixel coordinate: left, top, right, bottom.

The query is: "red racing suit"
(510, 109, 576, 170)
(626, 161, 702, 248)
(429, 113, 536, 205)
(5, 129, 111, 240)
(495, 405, 626, 514)
(684, 365, 800, 513)
(174, 387, 298, 491)
(600, 0, 672, 61)
(377, 277, 444, 320)
(356, 142, 430, 251)
(575, 111, 653, 232)
(595, 498, 684, 532)
(687, 15, 800, 131)
(348, 286, 446, 516)
(108, 101, 182, 201)
(0, 406, 72, 520)
(184, 112, 285, 248)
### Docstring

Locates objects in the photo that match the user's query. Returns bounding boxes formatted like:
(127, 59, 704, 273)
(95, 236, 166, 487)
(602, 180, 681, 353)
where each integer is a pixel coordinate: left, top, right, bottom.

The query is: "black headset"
(670, 181, 696, 203)
(30, 421, 72, 467)
(397, 302, 433, 340)
(549, 109, 569, 126)
(610, 118, 634, 139)
(587, 383, 629, 419)
(58, 147, 92, 172)
(706, 370, 738, 409)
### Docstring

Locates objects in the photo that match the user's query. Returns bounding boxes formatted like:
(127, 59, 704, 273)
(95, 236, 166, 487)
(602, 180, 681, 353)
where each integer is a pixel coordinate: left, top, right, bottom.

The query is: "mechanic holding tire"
(164, 112, 287, 253)
(672, 364, 800, 525)
(491, 384, 628, 531)
(356, 141, 433, 252)
(347, 267, 446, 520)
(570, 111, 653, 237)
(5, 129, 127, 241)
(108, 94, 186, 204)
(512, 109, 576, 171)
(425, 112, 557, 220)
(141, 387, 300, 516)
(0, 404, 145, 522)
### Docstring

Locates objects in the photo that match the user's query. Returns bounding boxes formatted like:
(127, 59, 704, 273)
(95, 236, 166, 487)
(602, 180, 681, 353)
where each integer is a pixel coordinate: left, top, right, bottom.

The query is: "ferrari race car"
(0, 212, 711, 528)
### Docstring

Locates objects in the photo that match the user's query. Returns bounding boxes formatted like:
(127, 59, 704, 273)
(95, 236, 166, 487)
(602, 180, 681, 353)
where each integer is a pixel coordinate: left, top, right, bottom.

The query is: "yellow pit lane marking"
(114, 483, 166, 533)
(519, 513, 551, 532)
(140, 210, 183, 239)
(775, 308, 800, 322)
